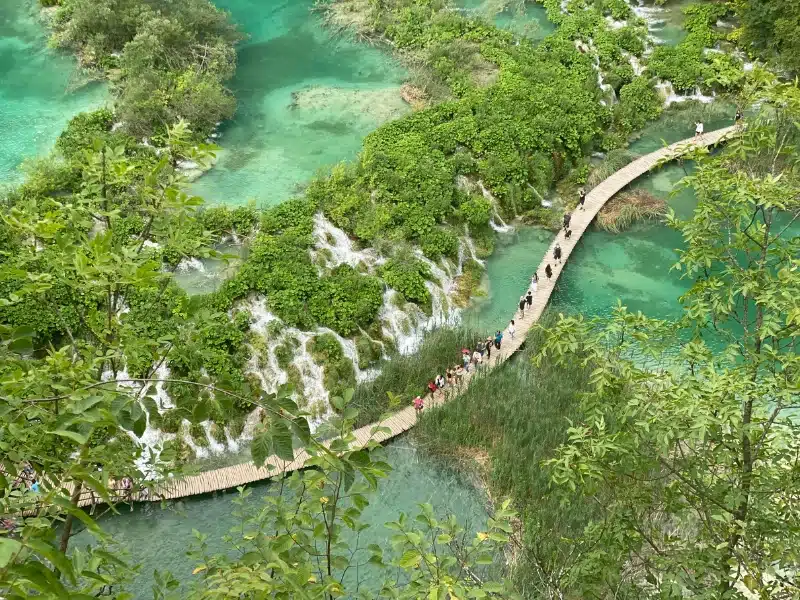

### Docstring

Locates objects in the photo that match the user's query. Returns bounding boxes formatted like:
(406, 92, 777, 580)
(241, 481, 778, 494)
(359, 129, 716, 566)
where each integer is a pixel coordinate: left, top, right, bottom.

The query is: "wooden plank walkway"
(71, 127, 735, 507)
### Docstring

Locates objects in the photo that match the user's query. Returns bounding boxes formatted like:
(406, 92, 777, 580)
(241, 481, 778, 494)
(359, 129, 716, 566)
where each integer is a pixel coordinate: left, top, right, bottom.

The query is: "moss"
(355, 334, 383, 369)
(286, 364, 306, 399)
(308, 333, 356, 402)
(190, 423, 209, 447)
(160, 409, 183, 434)
(209, 422, 227, 445)
(274, 335, 300, 370)
(453, 259, 485, 308)
(227, 414, 246, 439)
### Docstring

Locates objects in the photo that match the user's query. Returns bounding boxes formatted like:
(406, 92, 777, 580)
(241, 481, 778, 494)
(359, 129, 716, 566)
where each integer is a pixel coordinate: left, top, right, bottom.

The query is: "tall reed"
(415, 315, 601, 596)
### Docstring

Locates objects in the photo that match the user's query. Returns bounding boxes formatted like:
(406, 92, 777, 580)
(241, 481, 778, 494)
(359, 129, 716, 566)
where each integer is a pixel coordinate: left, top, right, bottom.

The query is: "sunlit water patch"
(189, 0, 408, 207)
(457, 0, 554, 40)
(0, 2, 107, 182)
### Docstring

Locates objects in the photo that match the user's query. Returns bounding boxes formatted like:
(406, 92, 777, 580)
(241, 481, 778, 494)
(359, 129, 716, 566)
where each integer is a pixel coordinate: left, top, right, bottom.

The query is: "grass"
(352, 327, 484, 426)
(414, 314, 602, 596)
(587, 148, 638, 188)
(597, 188, 667, 233)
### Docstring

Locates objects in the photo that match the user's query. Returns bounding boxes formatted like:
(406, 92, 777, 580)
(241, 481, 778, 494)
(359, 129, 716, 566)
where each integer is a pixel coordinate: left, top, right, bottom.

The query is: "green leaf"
(250, 432, 272, 467)
(133, 415, 147, 438)
(50, 429, 88, 445)
(398, 549, 421, 569)
(271, 420, 294, 461)
(0, 537, 22, 568)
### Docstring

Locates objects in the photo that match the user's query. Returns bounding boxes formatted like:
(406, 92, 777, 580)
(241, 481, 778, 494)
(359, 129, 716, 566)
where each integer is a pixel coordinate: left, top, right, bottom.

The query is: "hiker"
(509, 319, 516, 340)
(30, 480, 40, 493)
(530, 272, 539, 293)
(462, 350, 471, 372)
(563, 212, 571, 231)
(695, 121, 704, 138)
(545, 264, 553, 279)
(518, 295, 526, 318)
(413, 396, 424, 414)
(735, 108, 743, 123)
(565, 228, 572, 239)
(484, 337, 492, 360)
(494, 330, 503, 349)
(435, 373, 445, 389)
(476, 339, 485, 356)
(526, 290, 533, 307)
(472, 348, 482, 366)
(554, 243, 562, 263)
(578, 188, 586, 210)
(427, 380, 437, 395)
(446, 368, 455, 386)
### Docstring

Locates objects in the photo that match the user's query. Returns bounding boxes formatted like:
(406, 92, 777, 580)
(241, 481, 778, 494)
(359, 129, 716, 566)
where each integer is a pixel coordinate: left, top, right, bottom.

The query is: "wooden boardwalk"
(73, 127, 735, 506)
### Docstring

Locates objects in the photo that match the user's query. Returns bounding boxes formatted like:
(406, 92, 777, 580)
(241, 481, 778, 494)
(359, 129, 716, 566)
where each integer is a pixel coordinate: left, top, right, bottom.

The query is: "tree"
(536, 79, 800, 598)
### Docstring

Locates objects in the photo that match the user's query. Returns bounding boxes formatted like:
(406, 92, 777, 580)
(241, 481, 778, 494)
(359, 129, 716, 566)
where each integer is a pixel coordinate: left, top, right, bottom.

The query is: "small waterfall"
(318, 327, 380, 383)
(462, 226, 485, 266)
(379, 289, 423, 355)
(656, 81, 715, 107)
(312, 213, 380, 271)
(176, 257, 206, 274)
(477, 180, 515, 233)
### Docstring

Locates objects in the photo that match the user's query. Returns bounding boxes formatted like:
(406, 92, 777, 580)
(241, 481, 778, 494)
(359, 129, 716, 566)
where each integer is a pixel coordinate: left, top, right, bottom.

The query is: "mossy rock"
(209, 422, 227, 445)
(160, 409, 184, 434)
(190, 423, 209, 447)
(355, 334, 382, 369)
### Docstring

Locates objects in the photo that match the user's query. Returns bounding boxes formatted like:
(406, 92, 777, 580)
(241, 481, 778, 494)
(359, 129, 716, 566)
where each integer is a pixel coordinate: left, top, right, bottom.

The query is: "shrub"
(380, 258, 432, 306)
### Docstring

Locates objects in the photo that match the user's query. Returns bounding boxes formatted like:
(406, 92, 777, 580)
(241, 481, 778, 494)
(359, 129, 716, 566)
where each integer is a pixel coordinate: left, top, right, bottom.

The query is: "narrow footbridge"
(75, 126, 736, 506)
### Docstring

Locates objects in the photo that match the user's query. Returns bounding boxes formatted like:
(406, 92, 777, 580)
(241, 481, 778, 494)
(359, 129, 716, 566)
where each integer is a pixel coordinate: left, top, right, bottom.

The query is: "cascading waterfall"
(311, 213, 381, 271)
(478, 180, 515, 233)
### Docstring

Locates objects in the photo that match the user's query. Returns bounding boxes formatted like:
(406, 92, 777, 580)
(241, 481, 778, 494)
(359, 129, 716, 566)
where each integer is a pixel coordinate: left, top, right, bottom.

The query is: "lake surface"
(189, 0, 408, 207)
(73, 441, 488, 599)
(0, 2, 106, 183)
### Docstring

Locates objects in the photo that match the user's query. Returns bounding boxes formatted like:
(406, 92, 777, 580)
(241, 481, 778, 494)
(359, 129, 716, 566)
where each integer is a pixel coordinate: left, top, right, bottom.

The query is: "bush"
(57, 109, 115, 159)
(308, 266, 383, 336)
(380, 258, 432, 306)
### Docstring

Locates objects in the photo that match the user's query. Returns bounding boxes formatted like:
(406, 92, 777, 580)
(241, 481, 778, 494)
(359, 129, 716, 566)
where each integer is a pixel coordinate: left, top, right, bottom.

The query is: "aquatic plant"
(596, 188, 667, 233)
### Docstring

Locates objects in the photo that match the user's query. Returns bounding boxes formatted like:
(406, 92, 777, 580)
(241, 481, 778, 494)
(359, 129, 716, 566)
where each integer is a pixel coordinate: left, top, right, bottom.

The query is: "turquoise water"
(73, 441, 488, 598)
(0, 2, 106, 183)
(189, 0, 408, 207)
(458, 0, 554, 40)
(466, 226, 551, 332)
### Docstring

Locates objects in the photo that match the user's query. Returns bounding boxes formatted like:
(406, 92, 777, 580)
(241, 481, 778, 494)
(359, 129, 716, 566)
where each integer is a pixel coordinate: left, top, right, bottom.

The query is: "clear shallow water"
(189, 0, 408, 207)
(458, 0, 554, 40)
(0, 2, 107, 183)
(73, 442, 488, 599)
(465, 226, 551, 333)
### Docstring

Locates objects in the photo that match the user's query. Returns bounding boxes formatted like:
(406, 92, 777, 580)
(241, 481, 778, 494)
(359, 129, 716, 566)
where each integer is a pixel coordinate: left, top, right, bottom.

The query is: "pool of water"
(458, 0, 554, 40)
(0, 2, 107, 183)
(189, 0, 408, 207)
(465, 226, 552, 333)
(73, 441, 488, 598)
(636, 0, 691, 47)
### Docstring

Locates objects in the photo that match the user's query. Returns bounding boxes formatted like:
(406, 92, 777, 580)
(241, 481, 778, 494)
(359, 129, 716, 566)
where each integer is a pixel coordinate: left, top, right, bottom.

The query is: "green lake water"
(189, 0, 408, 207)
(0, 2, 107, 183)
(73, 442, 488, 599)
(458, 0, 554, 40)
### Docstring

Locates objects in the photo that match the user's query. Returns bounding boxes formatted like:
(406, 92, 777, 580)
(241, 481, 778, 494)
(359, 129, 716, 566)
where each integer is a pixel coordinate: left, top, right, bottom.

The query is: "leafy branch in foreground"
(535, 79, 800, 599)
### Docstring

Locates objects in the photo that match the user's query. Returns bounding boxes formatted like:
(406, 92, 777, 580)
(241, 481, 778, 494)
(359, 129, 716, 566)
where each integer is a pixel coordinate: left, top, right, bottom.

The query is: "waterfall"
(318, 326, 380, 383)
(176, 257, 206, 273)
(656, 81, 715, 107)
(311, 213, 381, 272)
(477, 180, 515, 233)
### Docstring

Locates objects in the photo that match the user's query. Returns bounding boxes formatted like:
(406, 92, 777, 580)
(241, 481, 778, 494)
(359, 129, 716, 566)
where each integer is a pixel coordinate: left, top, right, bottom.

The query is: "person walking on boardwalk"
(462, 349, 471, 372)
(518, 295, 526, 318)
(545, 263, 552, 279)
(494, 330, 503, 350)
(509, 319, 516, 340)
(578, 188, 586, 210)
(413, 396, 424, 414)
(484, 337, 492, 360)
(735, 108, 743, 123)
(565, 228, 572, 239)
(526, 289, 533, 307)
(563, 212, 571, 231)
(695, 121, 704, 138)
(530, 272, 538, 293)
(554, 243, 562, 264)
(472, 348, 482, 366)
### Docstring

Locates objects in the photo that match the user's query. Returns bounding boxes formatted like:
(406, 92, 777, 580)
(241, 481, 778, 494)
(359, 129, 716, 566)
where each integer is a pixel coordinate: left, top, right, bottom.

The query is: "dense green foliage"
(734, 0, 800, 74)
(51, 0, 243, 137)
(308, 333, 356, 399)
